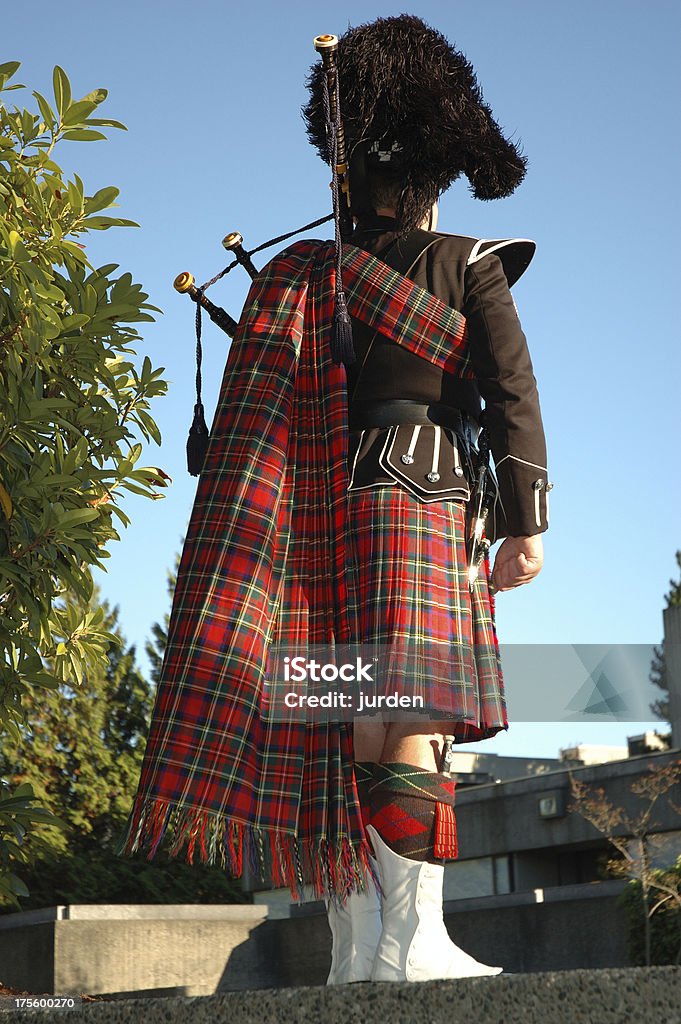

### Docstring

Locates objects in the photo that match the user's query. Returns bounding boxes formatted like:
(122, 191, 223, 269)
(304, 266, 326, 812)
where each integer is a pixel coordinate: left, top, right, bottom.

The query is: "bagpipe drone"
(174, 35, 351, 479)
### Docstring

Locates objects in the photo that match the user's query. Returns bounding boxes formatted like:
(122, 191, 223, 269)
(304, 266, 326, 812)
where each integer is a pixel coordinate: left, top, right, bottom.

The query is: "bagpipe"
(172, 34, 494, 586)
(173, 34, 351, 479)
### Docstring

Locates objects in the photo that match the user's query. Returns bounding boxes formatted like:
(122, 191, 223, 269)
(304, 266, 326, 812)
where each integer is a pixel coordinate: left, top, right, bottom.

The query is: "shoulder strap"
(348, 230, 441, 403)
(341, 242, 471, 406)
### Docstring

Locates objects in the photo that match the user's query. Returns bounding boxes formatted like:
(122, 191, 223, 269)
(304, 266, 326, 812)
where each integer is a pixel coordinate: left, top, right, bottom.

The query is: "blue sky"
(5, 1, 680, 757)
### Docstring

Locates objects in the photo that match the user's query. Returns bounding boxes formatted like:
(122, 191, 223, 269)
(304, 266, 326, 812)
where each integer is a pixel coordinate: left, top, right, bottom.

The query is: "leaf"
(69, 650, 84, 685)
(85, 117, 127, 131)
(0, 883, 21, 909)
(3, 819, 27, 842)
(138, 409, 162, 445)
(31, 671, 61, 690)
(26, 810, 69, 829)
(59, 508, 100, 528)
(52, 65, 71, 117)
(82, 215, 139, 230)
(7, 873, 30, 898)
(108, 504, 130, 527)
(120, 480, 156, 497)
(62, 100, 102, 126)
(0, 562, 32, 583)
(10, 782, 35, 799)
(77, 87, 107, 106)
(0, 61, 21, 80)
(84, 186, 119, 214)
(81, 282, 98, 318)
(61, 240, 88, 262)
(33, 90, 55, 128)
(61, 129, 107, 142)
(60, 313, 90, 330)
(67, 178, 84, 214)
(8, 230, 30, 261)
(26, 397, 73, 416)
(20, 108, 37, 142)
(40, 304, 63, 331)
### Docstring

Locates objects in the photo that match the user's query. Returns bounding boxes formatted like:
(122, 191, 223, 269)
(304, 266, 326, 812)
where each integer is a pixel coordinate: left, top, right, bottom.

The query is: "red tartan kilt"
(346, 483, 508, 742)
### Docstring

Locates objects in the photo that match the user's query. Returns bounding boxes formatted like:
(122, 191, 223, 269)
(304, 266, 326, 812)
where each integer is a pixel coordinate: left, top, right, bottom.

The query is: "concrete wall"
(452, 747, 681, 862)
(0, 883, 630, 998)
(442, 880, 629, 974)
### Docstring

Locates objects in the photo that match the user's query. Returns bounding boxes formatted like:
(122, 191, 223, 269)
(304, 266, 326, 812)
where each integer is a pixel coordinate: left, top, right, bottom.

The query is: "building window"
(443, 854, 512, 899)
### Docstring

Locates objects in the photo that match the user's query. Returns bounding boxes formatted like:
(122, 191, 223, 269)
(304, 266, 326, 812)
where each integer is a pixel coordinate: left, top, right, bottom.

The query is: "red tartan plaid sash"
(119, 240, 471, 900)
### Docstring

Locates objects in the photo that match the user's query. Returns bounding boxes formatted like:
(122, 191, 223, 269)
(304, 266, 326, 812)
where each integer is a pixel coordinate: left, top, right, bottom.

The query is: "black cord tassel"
(186, 294, 210, 477)
(331, 290, 356, 366)
(321, 60, 356, 368)
(187, 401, 209, 477)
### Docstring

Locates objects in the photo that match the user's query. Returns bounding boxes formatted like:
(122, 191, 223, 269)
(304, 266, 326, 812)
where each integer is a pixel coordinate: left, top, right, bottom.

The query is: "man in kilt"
(120, 14, 550, 985)
(306, 14, 550, 984)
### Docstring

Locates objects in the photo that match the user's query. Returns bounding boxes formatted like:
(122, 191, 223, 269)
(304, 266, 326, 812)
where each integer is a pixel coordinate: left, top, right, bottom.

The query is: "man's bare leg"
(353, 720, 446, 767)
(353, 716, 388, 763)
(379, 723, 445, 770)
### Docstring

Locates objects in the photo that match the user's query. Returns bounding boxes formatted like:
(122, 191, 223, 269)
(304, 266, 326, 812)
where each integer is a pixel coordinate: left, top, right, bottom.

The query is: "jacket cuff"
(494, 454, 554, 536)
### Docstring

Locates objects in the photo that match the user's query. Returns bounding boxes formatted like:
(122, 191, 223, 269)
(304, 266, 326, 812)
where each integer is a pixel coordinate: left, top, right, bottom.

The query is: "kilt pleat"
(347, 484, 507, 742)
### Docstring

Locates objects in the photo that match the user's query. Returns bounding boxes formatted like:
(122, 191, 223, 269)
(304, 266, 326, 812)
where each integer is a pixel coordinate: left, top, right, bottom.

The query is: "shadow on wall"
(216, 909, 331, 991)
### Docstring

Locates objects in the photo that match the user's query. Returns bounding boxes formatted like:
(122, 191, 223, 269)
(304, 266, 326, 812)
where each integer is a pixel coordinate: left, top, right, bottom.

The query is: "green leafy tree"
(0, 60, 170, 903)
(0, 781, 66, 907)
(0, 60, 170, 719)
(650, 551, 681, 726)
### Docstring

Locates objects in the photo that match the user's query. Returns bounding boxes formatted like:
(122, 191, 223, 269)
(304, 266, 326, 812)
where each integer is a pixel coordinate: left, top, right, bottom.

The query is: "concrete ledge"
(1, 969, 680, 1024)
(0, 905, 267, 929)
(443, 878, 626, 912)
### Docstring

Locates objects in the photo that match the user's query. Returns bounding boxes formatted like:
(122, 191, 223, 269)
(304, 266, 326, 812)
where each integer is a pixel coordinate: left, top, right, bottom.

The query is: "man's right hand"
(491, 535, 544, 592)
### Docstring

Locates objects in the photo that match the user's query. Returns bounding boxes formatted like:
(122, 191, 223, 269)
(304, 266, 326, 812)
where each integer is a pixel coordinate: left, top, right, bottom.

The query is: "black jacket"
(346, 218, 551, 538)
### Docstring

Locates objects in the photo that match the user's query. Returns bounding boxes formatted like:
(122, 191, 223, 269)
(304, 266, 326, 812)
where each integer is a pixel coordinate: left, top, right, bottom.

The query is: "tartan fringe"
(117, 793, 378, 904)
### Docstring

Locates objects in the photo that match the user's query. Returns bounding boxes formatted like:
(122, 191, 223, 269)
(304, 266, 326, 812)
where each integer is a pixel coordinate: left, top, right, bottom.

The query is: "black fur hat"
(303, 14, 527, 230)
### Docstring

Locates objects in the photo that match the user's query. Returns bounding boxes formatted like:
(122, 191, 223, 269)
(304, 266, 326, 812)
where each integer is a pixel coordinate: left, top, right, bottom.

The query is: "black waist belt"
(349, 399, 479, 438)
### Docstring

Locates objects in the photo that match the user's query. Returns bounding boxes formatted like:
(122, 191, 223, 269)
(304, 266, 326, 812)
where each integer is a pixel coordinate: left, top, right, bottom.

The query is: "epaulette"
(465, 237, 536, 288)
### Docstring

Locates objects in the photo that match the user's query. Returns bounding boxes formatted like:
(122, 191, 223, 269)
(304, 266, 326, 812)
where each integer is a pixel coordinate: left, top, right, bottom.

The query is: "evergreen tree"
(0, 584, 149, 855)
(144, 552, 179, 684)
(0, 579, 247, 909)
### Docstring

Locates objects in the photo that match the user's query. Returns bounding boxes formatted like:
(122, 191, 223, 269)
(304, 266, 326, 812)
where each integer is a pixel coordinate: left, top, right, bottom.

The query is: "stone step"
(1, 969, 680, 1024)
